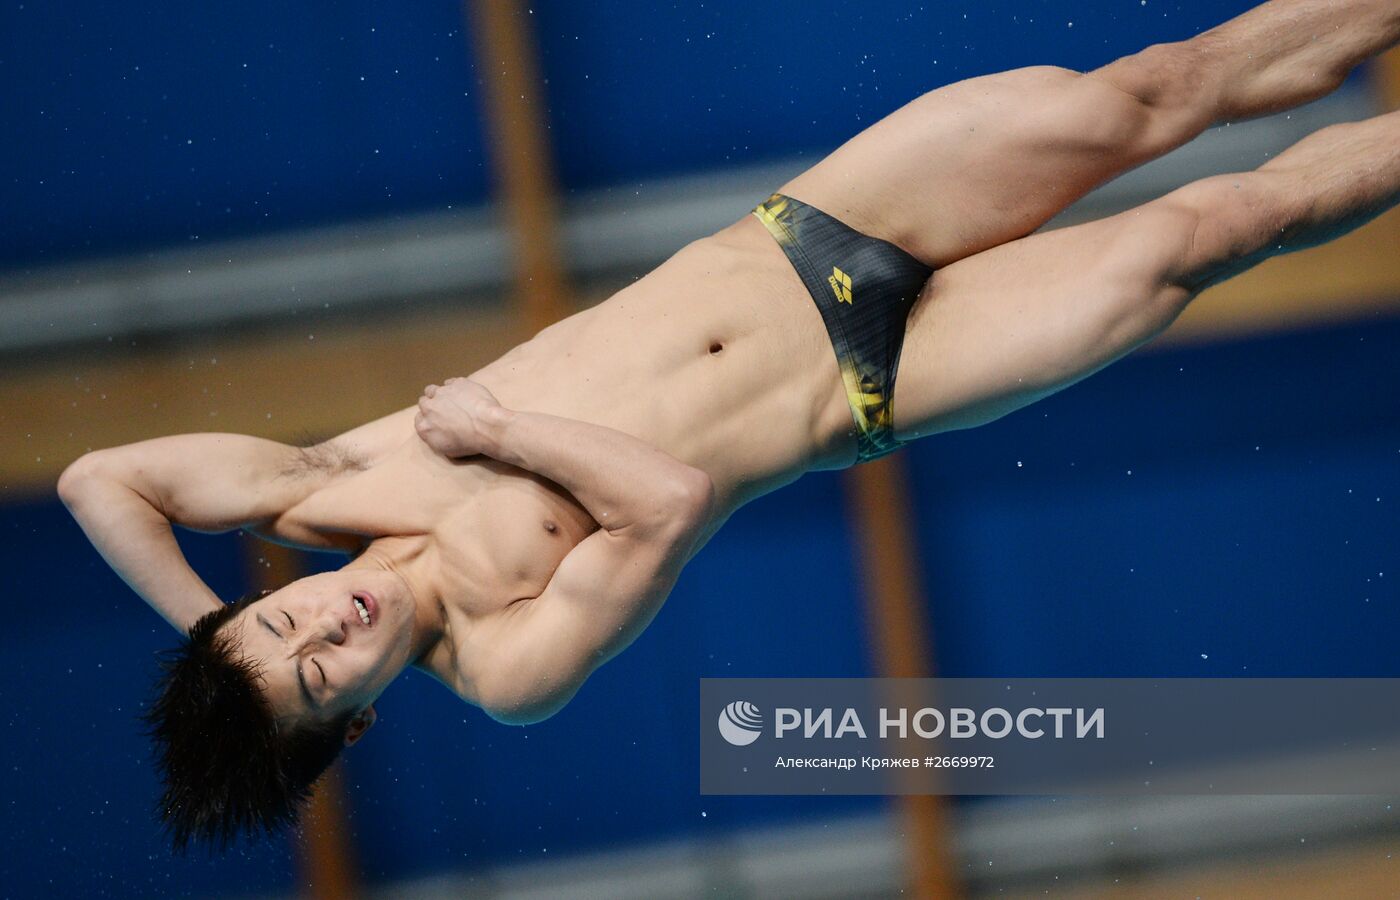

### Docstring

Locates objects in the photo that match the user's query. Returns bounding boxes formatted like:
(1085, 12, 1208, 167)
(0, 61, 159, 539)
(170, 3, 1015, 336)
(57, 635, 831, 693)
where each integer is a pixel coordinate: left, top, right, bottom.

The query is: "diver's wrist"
(480, 404, 515, 461)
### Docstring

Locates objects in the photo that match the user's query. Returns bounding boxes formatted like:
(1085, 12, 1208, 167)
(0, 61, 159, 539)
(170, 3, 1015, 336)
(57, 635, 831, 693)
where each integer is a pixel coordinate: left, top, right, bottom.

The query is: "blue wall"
(5, 0, 1399, 894)
(0, 0, 1264, 271)
(6, 314, 1399, 894)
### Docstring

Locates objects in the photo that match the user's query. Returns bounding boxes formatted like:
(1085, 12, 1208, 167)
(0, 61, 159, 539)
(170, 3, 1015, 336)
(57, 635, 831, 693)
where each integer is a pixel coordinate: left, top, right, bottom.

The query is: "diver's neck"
(349, 536, 447, 667)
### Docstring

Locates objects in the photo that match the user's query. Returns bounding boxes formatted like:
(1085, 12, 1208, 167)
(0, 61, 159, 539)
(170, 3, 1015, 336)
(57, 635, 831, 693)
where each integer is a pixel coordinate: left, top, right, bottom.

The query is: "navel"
(708, 341, 724, 355)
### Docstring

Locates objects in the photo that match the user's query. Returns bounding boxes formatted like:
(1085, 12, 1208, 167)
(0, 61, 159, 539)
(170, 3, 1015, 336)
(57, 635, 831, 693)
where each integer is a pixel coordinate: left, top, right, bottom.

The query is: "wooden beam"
(845, 458, 936, 680)
(4, 204, 1398, 504)
(294, 764, 361, 900)
(997, 835, 1400, 899)
(845, 454, 961, 898)
(1375, 47, 1400, 111)
(242, 540, 361, 899)
(463, 0, 572, 334)
(0, 299, 527, 501)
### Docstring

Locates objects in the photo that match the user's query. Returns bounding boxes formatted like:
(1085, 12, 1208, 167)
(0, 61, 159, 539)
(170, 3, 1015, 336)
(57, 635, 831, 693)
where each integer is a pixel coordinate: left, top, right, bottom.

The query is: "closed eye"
(314, 659, 327, 687)
(284, 611, 295, 629)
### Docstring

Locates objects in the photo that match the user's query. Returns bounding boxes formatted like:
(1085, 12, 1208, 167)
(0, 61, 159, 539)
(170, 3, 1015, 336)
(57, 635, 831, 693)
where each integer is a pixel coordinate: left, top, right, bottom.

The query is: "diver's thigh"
(890, 202, 1197, 438)
(775, 65, 1160, 269)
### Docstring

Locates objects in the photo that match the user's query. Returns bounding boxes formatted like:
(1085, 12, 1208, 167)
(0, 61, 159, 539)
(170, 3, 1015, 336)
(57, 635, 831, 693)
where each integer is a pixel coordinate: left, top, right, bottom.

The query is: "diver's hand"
(414, 378, 506, 459)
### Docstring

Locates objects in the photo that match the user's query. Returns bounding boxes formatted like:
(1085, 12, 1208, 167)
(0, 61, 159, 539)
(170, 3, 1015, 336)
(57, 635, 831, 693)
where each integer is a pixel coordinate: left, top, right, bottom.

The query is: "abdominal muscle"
(467, 214, 856, 510)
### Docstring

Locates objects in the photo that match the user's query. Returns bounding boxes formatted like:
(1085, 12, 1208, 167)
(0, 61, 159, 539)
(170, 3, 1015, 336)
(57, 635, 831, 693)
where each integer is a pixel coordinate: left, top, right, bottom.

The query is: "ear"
(342, 704, 378, 747)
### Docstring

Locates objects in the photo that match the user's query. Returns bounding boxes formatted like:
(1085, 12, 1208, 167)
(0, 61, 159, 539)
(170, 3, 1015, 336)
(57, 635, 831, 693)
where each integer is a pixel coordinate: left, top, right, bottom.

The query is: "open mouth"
(352, 592, 376, 627)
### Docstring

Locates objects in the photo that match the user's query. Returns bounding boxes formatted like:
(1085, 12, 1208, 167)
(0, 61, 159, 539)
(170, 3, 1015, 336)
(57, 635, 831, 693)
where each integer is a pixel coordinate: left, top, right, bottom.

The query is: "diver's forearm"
(484, 407, 712, 533)
(58, 473, 223, 635)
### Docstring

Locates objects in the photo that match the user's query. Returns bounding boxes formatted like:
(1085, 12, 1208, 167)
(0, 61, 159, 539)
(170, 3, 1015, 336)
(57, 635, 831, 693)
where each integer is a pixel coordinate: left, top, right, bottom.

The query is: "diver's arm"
(58, 469, 223, 635)
(415, 378, 714, 534)
(57, 434, 324, 634)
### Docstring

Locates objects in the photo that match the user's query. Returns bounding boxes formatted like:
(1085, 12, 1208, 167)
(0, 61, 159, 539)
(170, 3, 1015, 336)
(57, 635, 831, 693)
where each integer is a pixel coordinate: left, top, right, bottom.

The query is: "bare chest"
(288, 435, 596, 616)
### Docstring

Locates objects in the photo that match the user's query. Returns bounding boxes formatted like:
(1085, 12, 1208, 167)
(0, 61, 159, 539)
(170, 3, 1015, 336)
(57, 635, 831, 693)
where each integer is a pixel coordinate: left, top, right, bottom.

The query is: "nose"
(323, 615, 346, 645)
(302, 612, 346, 647)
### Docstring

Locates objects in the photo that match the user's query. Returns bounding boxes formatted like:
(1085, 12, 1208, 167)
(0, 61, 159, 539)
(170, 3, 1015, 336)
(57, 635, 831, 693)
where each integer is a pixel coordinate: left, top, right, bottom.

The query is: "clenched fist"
(414, 377, 504, 459)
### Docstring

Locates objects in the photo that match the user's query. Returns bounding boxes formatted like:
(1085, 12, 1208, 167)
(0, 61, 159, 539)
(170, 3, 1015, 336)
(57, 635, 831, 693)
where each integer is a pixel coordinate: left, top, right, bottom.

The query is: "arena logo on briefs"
(828, 266, 854, 304)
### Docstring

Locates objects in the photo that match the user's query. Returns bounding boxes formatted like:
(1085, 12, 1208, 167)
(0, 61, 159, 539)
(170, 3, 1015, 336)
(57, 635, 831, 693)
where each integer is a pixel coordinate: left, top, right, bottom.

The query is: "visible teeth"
(353, 596, 370, 625)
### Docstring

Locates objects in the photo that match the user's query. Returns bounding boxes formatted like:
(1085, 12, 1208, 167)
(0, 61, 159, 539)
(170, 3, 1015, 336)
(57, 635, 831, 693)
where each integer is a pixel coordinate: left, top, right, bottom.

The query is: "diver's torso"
(283, 213, 856, 624)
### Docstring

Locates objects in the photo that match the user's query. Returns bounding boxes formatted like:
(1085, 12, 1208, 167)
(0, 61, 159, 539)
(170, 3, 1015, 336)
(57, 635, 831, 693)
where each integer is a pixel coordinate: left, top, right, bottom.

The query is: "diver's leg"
(776, 0, 1400, 268)
(889, 109, 1400, 436)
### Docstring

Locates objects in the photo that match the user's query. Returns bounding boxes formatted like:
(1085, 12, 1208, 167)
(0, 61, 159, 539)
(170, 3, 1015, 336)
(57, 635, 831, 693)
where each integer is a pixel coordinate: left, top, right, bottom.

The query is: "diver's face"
(230, 568, 415, 732)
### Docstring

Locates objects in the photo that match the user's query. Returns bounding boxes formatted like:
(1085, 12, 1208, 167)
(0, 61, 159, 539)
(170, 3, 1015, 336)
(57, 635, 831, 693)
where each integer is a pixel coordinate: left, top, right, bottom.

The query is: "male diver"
(58, 0, 1400, 850)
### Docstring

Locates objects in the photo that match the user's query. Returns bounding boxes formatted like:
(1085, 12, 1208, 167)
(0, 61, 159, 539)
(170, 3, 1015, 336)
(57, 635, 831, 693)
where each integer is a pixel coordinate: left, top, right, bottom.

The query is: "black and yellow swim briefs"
(752, 192, 934, 464)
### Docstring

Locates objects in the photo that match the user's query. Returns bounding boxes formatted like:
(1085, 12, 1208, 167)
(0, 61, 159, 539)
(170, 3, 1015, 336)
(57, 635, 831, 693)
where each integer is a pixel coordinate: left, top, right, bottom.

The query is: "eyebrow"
(257, 612, 321, 712)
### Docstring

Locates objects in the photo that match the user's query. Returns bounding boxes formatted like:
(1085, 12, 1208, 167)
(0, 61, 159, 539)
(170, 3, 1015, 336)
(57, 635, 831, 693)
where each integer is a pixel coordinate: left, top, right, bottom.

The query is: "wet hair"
(139, 588, 357, 854)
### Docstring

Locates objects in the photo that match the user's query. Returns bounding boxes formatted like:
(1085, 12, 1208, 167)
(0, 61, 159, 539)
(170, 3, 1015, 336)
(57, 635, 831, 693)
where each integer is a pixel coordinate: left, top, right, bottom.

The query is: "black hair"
(139, 588, 356, 854)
